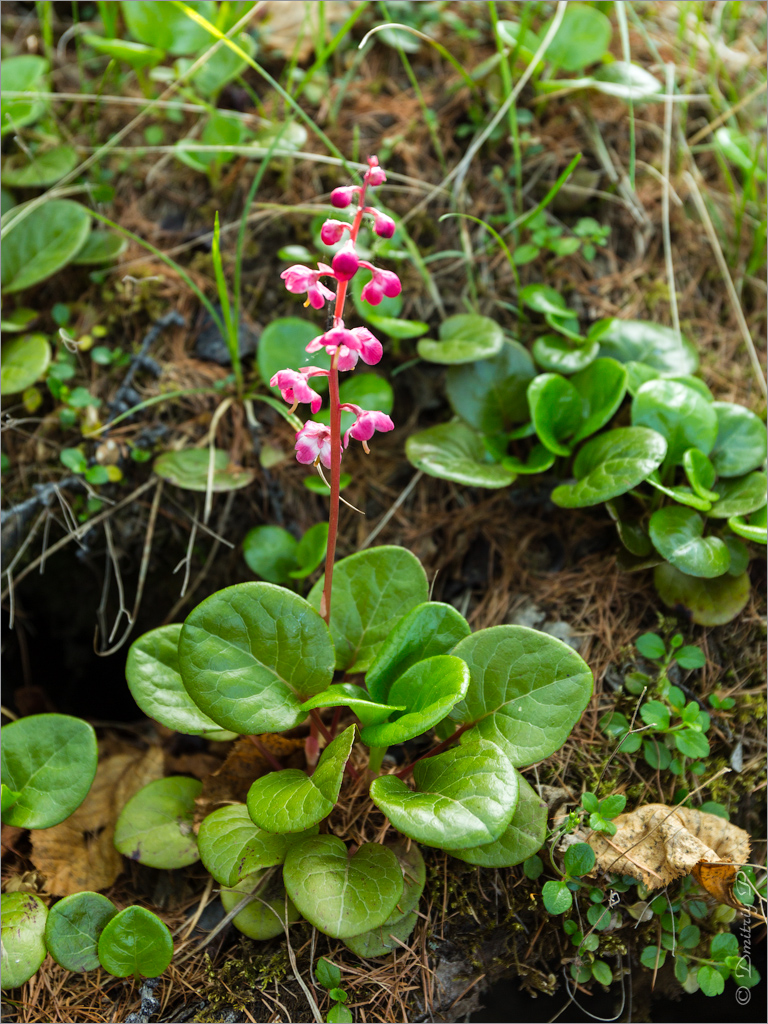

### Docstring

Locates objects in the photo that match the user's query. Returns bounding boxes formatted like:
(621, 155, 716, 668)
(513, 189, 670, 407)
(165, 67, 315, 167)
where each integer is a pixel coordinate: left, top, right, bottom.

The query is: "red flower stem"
(330, 706, 342, 738)
(392, 723, 473, 779)
(310, 708, 333, 743)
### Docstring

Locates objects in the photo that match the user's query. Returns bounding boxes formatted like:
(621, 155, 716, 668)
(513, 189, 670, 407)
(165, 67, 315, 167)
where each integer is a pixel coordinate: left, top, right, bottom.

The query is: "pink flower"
(335, 346, 359, 371)
(331, 239, 359, 282)
(341, 404, 394, 453)
(305, 325, 358, 355)
(366, 207, 395, 238)
(269, 368, 325, 414)
(330, 186, 359, 208)
(280, 263, 336, 309)
(320, 219, 350, 245)
(364, 156, 386, 187)
(295, 421, 333, 468)
(305, 324, 382, 367)
(359, 264, 402, 305)
(348, 327, 383, 365)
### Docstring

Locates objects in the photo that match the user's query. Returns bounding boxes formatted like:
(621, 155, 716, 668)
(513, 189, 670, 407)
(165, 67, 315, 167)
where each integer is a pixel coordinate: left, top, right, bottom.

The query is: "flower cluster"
(274, 156, 398, 470)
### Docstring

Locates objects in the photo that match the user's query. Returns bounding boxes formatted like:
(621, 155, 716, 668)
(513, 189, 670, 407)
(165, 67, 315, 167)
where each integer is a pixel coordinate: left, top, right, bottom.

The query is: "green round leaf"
(247, 726, 354, 833)
(545, 4, 612, 70)
(542, 880, 572, 915)
(0, 334, 51, 395)
(366, 601, 471, 704)
(84, 34, 165, 67)
(0, 892, 48, 989)
(97, 906, 173, 978)
(304, 472, 351, 495)
(532, 334, 599, 374)
(315, 957, 341, 988)
(257, 317, 330, 392)
(153, 448, 255, 492)
(406, 421, 516, 488)
(589, 63, 663, 100)
(221, 870, 301, 940)
(343, 910, 417, 958)
(707, 472, 767, 519)
(697, 963, 725, 997)
(0, 307, 38, 333)
(570, 358, 628, 444)
(121, 0, 216, 53)
(417, 314, 504, 364)
(290, 522, 329, 579)
(1, 713, 97, 828)
(728, 505, 767, 545)
(446, 340, 535, 433)
(675, 729, 710, 758)
(649, 506, 730, 578)
(595, 320, 698, 374)
(359, 656, 470, 747)
(114, 776, 201, 869)
(520, 284, 570, 316)
(527, 374, 582, 455)
(1, 146, 78, 188)
(343, 842, 425, 956)
(449, 774, 547, 868)
(71, 230, 128, 265)
(243, 525, 298, 584)
(198, 804, 318, 887)
(552, 427, 667, 508)
(683, 448, 719, 501)
(636, 632, 666, 659)
(646, 473, 712, 512)
(592, 961, 613, 986)
(364, 313, 429, 339)
(179, 582, 334, 734)
(44, 892, 117, 973)
(1, 56, 48, 137)
(283, 836, 403, 938)
(308, 546, 428, 672)
(625, 360, 658, 396)
(126, 625, 235, 740)
(564, 842, 596, 877)
(723, 534, 749, 575)
(632, 380, 718, 466)
(654, 564, 750, 626)
(1, 199, 91, 294)
(502, 443, 556, 475)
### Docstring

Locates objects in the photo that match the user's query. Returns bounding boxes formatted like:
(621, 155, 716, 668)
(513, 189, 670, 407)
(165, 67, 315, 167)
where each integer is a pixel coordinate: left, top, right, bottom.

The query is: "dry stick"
(683, 170, 767, 398)
(163, 492, 235, 624)
(662, 63, 681, 341)
(688, 80, 768, 146)
(360, 471, 424, 550)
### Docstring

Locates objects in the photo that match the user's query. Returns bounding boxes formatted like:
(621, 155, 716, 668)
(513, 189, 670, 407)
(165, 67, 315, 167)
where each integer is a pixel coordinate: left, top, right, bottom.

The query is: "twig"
(360, 471, 423, 550)
(662, 63, 681, 341)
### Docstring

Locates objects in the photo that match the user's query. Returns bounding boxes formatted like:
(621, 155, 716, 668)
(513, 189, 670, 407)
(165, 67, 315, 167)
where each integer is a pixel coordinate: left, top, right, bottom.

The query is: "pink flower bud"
(369, 209, 395, 238)
(364, 155, 387, 187)
(359, 265, 401, 305)
(330, 186, 356, 208)
(331, 239, 359, 282)
(320, 219, 350, 245)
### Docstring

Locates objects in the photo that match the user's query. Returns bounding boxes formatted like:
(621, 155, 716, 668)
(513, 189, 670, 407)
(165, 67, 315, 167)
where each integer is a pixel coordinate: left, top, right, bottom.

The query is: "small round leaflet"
(114, 776, 201, 869)
(97, 906, 173, 979)
(0, 892, 48, 990)
(45, 892, 117, 972)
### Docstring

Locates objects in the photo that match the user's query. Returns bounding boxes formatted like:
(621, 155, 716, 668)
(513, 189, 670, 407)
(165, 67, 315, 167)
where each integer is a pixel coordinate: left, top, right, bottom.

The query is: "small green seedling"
(315, 957, 353, 1023)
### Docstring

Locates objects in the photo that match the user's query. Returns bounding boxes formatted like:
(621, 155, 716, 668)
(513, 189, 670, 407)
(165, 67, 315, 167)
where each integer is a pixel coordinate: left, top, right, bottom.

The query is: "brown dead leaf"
(589, 803, 751, 893)
(195, 734, 304, 822)
(30, 745, 164, 895)
(258, 1, 352, 61)
(691, 861, 745, 910)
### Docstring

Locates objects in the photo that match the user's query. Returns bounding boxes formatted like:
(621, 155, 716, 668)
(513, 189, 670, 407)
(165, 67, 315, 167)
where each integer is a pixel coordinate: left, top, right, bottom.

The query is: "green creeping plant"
(119, 543, 593, 953)
(408, 307, 767, 626)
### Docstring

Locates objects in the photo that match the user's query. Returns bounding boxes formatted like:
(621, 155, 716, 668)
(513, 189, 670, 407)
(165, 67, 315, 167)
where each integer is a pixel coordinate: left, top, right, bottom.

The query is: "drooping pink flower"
(320, 219, 350, 245)
(331, 239, 359, 282)
(330, 186, 359, 208)
(305, 325, 358, 355)
(364, 156, 386, 187)
(280, 263, 336, 309)
(359, 264, 402, 305)
(366, 207, 395, 238)
(348, 327, 383, 365)
(295, 421, 333, 468)
(269, 368, 324, 414)
(341, 403, 394, 453)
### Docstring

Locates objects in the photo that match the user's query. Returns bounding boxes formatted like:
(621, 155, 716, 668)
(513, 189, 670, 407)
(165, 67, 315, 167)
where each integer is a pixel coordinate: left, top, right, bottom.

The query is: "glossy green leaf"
(654, 564, 750, 626)
(551, 427, 667, 508)
(0, 334, 51, 395)
(1, 714, 97, 828)
(283, 836, 403, 938)
(308, 546, 428, 672)
(683, 448, 719, 502)
(625, 361, 658, 396)
(728, 505, 767, 545)
(723, 534, 749, 575)
(1, 199, 91, 294)
(153, 448, 255, 492)
(709, 403, 767, 478)
(606, 495, 652, 557)
(449, 774, 547, 867)
(542, 879, 572, 914)
(527, 373, 582, 455)
(445, 340, 534, 433)
(221, 869, 301, 940)
(1, 146, 78, 188)
(343, 910, 417, 958)
(243, 525, 298, 584)
(707, 472, 767, 519)
(594, 320, 698, 374)
(97, 906, 173, 978)
(257, 317, 330, 392)
(300, 683, 404, 727)
(0, 892, 48, 989)
(370, 736, 518, 850)
(126, 624, 235, 740)
(304, 472, 351, 495)
(191, 31, 256, 97)
(545, 4, 611, 70)
(667, 375, 714, 403)
(502, 443, 555, 475)
(85, 33, 164, 66)
(365, 312, 429, 339)
(646, 472, 713, 512)
(1, 56, 48, 137)
(570, 358, 628, 443)
(0, 307, 38, 333)
(121, 0, 215, 53)
(366, 602, 471, 704)
(532, 334, 598, 374)
(1, 784, 21, 816)
(71, 230, 128, 265)
(450, 626, 593, 765)
(406, 421, 516, 488)
(632, 380, 718, 466)
(198, 804, 318, 887)
(114, 776, 201, 869)
(179, 582, 334, 734)
(342, 842, 425, 956)
(290, 522, 329, 579)
(315, 957, 341, 989)
(520, 284, 570, 316)
(44, 892, 117, 973)
(417, 314, 504, 364)
(247, 726, 354, 833)
(360, 656, 470, 747)
(545, 313, 583, 341)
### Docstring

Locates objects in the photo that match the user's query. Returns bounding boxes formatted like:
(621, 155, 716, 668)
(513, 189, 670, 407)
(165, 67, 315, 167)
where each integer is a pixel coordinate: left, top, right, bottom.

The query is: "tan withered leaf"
(589, 803, 751, 893)
(195, 734, 304, 822)
(30, 745, 164, 895)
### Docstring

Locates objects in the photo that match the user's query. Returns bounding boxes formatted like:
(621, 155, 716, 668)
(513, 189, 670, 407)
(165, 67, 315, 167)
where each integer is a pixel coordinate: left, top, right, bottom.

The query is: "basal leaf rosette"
(178, 582, 335, 734)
